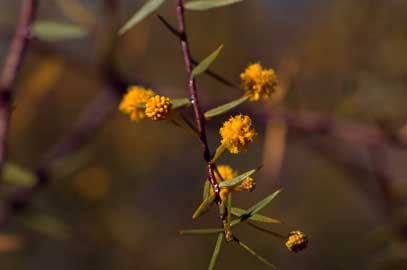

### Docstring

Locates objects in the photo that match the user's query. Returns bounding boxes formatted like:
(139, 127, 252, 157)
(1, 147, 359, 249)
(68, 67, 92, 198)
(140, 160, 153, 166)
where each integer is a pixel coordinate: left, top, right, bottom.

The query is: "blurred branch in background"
(0, 1, 404, 268)
(0, 0, 38, 185)
(0, 0, 131, 230)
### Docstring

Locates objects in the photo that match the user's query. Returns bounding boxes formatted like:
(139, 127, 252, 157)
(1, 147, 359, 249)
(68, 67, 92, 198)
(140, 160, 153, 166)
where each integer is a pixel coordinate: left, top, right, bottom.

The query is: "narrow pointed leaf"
(203, 180, 210, 201)
(192, 194, 215, 220)
(137, 98, 190, 110)
(179, 228, 223, 235)
(171, 98, 191, 109)
(231, 208, 281, 224)
(208, 233, 224, 270)
(119, 0, 165, 35)
(211, 144, 226, 163)
(185, 0, 244, 11)
(218, 168, 256, 188)
(240, 189, 282, 221)
(236, 240, 277, 269)
(192, 45, 223, 77)
(204, 95, 249, 119)
(21, 214, 71, 240)
(3, 163, 36, 187)
(32, 21, 88, 42)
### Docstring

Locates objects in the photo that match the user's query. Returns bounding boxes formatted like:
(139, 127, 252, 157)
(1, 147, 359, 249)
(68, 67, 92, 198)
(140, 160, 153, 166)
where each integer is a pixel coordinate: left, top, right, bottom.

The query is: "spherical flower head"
(119, 86, 155, 122)
(286, 230, 308, 253)
(220, 114, 257, 154)
(240, 63, 277, 101)
(145, 95, 172, 121)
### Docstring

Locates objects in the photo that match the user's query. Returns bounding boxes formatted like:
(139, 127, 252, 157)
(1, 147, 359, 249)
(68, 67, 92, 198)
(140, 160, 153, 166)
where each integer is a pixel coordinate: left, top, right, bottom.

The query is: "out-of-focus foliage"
(0, 0, 407, 270)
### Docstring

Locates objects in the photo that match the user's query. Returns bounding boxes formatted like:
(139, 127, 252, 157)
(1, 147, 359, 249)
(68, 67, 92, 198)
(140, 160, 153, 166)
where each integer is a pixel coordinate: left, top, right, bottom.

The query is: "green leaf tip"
(203, 180, 211, 201)
(171, 98, 191, 109)
(192, 44, 224, 77)
(208, 233, 224, 270)
(231, 208, 281, 224)
(241, 189, 282, 221)
(218, 168, 256, 188)
(185, 0, 244, 11)
(204, 95, 249, 119)
(192, 194, 215, 220)
(178, 228, 223, 235)
(236, 239, 277, 269)
(32, 21, 88, 42)
(3, 162, 36, 187)
(119, 0, 165, 35)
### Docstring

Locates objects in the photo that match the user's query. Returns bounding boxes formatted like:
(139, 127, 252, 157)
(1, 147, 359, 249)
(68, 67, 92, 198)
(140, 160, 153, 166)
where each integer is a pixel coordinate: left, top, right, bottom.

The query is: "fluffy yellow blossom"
(240, 63, 277, 101)
(220, 114, 256, 154)
(145, 95, 172, 121)
(286, 230, 308, 253)
(119, 86, 155, 122)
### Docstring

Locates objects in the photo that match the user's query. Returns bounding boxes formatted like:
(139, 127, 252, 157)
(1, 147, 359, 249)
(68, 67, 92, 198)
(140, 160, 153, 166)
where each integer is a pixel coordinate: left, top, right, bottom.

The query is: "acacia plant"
(0, 0, 308, 269)
(117, 0, 308, 269)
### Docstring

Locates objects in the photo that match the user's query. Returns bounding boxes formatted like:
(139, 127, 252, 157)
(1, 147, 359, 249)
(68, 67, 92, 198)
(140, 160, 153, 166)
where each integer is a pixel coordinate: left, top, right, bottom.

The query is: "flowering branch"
(175, 1, 221, 207)
(157, 9, 402, 229)
(0, 0, 38, 183)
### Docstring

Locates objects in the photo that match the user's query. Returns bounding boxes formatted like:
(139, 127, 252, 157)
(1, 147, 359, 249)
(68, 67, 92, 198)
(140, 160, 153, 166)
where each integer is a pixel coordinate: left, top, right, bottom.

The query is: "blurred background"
(0, 0, 407, 269)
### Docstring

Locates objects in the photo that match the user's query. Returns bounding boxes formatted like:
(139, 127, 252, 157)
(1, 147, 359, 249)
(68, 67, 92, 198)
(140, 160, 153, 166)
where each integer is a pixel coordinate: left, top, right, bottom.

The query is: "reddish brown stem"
(175, 0, 220, 203)
(0, 0, 39, 181)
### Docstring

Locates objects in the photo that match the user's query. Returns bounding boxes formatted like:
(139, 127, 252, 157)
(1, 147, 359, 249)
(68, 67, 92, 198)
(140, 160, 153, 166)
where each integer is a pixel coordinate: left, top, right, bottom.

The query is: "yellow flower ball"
(240, 63, 277, 101)
(220, 114, 256, 154)
(119, 86, 155, 122)
(145, 95, 172, 121)
(286, 230, 308, 253)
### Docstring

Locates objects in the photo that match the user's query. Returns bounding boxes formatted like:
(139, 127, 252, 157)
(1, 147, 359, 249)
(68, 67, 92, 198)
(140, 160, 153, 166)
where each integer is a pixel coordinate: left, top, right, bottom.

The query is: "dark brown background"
(0, 0, 406, 269)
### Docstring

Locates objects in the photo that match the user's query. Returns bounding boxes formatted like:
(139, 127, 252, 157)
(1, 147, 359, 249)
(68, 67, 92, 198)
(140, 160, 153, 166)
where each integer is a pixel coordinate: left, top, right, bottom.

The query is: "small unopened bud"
(285, 230, 308, 252)
(241, 177, 255, 192)
(234, 177, 256, 192)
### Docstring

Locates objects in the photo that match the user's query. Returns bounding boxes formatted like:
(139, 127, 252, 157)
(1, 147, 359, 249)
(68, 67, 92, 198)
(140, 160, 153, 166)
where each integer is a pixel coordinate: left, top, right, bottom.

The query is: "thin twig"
(0, 0, 39, 183)
(158, 14, 238, 88)
(157, 14, 181, 38)
(246, 221, 287, 239)
(175, 0, 220, 203)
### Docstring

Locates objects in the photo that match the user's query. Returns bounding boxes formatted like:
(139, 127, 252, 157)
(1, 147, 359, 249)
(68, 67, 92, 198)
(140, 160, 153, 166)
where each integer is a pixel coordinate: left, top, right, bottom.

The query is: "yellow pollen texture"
(119, 86, 155, 122)
(145, 95, 172, 121)
(286, 230, 308, 252)
(240, 63, 277, 101)
(220, 114, 256, 154)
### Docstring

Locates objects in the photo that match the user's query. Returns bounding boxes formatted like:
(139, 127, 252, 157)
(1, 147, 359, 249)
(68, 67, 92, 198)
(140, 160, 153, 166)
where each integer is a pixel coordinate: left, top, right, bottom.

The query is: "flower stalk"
(175, 1, 222, 210)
